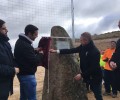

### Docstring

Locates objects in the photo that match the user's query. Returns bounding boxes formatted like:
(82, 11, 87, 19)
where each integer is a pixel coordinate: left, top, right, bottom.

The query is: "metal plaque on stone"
(56, 40, 70, 49)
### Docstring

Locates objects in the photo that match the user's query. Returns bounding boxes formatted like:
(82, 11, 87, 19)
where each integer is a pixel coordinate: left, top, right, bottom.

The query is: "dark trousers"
(104, 70, 117, 94)
(112, 70, 120, 91)
(0, 80, 10, 100)
(90, 81, 103, 100)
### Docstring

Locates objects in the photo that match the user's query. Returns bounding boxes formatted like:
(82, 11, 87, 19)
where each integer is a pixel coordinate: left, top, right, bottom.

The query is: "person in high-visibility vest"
(102, 41, 117, 98)
(100, 55, 105, 68)
(100, 50, 105, 84)
(100, 50, 105, 69)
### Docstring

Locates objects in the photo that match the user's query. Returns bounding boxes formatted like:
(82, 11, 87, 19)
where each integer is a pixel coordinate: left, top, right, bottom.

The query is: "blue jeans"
(90, 81, 103, 100)
(17, 75, 37, 100)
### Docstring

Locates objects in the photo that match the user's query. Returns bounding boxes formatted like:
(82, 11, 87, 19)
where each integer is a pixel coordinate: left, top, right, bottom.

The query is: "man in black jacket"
(50, 32, 103, 100)
(14, 24, 43, 100)
(0, 19, 19, 100)
(110, 20, 120, 91)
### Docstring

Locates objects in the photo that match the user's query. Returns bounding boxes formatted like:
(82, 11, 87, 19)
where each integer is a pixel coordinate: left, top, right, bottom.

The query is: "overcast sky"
(0, 0, 120, 48)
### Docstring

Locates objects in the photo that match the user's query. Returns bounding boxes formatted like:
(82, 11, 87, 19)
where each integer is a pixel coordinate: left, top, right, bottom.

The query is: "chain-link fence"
(1, 0, 120, 48)
(0, 0, 72, 48)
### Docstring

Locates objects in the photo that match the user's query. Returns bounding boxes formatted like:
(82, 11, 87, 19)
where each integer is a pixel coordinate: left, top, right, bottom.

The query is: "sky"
(0, 0, 120, 48)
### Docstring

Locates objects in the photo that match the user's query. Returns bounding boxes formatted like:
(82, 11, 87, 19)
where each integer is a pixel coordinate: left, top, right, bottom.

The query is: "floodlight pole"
(71, 0, 75, 43)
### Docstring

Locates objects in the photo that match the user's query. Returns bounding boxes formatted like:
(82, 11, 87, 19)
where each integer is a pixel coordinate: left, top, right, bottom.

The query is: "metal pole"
(71, 0, 75, 42)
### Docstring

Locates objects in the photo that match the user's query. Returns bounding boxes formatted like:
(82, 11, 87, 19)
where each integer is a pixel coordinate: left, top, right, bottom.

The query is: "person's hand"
(110, 61, 117, 70)
(34, 47, 44, 54)
(74, 74, 82, 81)
(49, 49, 57, 53)
(15, 67, 19, 74)
(39, 50, 44, 54)
(34, 47, 42, 52)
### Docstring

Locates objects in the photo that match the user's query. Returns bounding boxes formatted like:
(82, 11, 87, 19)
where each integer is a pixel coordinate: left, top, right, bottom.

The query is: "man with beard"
(14, 24, 43, 100)
(0, 19, 19, 100)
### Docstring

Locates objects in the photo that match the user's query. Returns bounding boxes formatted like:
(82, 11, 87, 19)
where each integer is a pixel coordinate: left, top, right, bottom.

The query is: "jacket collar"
(0, 34, 9, 42)
(82, 40, 94, 50)
(19, 33, 33, 44)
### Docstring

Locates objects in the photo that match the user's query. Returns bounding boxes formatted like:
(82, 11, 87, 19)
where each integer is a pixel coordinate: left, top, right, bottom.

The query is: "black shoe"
(103, 92, 111, 96)
(112, 94, 117, 98)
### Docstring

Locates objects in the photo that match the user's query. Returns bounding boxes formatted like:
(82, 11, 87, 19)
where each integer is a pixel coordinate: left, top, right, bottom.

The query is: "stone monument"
(42, 26, 88, 100)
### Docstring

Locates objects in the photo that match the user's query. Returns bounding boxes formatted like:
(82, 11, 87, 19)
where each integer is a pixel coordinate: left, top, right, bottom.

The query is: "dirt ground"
(8, 67, 120, 100)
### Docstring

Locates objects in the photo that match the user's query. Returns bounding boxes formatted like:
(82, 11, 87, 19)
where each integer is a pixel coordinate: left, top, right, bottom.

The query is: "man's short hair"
(25, 24, 38, 35)
(111, 41, 116, 44)
(0, 19, 5, 28)
(81, 32, 92, 41)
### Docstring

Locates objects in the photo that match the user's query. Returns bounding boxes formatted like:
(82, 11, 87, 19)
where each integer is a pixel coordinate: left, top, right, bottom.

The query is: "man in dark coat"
(110, 20, 120, 91)
(14, 24, 43, 100)
(50, 32, 103, 100)
(0, 19, 19, 100)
